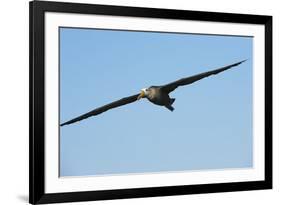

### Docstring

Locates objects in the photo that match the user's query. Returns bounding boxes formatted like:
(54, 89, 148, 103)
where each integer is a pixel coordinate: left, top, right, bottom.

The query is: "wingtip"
(240, 59, 248, 64)
(60, 122, 69, 127)
(233, 59, 248, 67)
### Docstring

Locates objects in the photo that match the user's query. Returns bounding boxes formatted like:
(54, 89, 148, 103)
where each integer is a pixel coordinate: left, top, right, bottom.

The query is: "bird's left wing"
(161, 60, 246, 93)
(60, 93, 139, 126)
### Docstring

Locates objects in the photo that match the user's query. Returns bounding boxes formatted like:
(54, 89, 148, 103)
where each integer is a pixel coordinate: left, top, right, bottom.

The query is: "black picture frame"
(29, 0, 272, 204)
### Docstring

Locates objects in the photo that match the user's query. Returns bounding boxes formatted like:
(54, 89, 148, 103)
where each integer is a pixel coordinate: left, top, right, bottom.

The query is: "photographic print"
(59, 28, 253, 177)
(29, 1, 272, 204)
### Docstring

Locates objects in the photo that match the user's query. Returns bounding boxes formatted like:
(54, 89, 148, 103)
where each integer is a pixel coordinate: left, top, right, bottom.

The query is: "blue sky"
(59, 27, 253, 177)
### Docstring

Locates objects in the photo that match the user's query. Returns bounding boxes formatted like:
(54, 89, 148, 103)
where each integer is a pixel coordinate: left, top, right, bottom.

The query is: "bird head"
(137, 88, 148, 100)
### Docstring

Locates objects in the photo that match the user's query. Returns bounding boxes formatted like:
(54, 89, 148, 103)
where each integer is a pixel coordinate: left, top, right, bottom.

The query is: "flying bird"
(61, 60, 246, 126)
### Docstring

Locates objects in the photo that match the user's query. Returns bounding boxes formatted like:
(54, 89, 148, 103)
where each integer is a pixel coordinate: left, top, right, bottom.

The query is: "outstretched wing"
(61, 94, 139, 126)
(161, 60, 246, 93)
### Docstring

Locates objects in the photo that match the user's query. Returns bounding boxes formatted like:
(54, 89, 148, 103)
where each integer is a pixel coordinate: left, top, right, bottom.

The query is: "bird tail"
(165, 104, 174, 112)
(165, 98, 175, 111)
(170, 98, 176, 105)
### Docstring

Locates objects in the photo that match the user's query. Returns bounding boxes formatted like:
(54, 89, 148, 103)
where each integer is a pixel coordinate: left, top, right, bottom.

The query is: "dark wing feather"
(60, 94, 139, 126)
(161, 60, 246, 93)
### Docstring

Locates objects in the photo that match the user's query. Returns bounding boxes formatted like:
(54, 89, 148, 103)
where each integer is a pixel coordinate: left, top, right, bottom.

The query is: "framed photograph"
(29, 0, 272, 204)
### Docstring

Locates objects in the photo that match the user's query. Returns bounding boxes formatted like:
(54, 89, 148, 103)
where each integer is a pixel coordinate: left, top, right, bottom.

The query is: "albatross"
(61, 60, 246, 126)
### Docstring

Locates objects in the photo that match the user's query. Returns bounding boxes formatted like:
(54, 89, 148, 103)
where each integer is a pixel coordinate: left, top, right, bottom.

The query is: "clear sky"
(59, 27, 253, 177)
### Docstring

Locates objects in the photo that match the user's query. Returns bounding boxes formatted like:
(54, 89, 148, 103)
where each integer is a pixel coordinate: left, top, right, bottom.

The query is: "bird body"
(141, 86, 175, 111)
(61, 60, 247, 127)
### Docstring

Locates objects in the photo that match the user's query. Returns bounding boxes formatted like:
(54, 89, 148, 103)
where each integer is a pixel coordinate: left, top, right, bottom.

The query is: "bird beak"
(137, 90, 145, 100)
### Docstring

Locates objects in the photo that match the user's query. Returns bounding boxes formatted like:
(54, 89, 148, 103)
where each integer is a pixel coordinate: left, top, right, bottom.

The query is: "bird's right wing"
(161, 60, 246, 93)
(60, 93, 139, 126)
